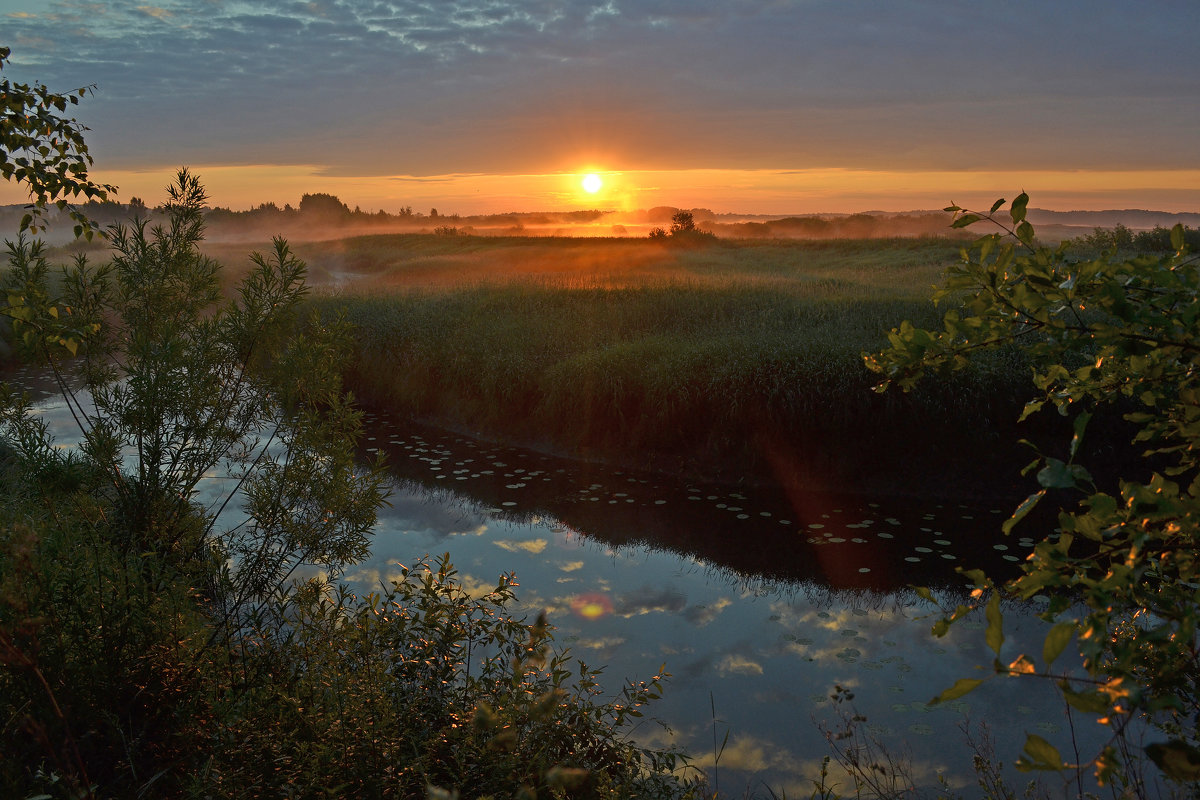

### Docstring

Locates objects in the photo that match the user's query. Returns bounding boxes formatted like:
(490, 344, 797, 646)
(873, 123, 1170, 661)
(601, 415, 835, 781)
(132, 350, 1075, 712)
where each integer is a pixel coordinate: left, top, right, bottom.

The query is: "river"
(9, 363, 1110, 796)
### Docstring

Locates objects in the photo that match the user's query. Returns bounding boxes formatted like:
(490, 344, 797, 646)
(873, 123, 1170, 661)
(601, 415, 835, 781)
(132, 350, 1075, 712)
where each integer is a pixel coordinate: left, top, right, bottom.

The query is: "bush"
(0, 172, 700, 799)
(869, 194, 1200, 790)
(199, 555, 698, 799)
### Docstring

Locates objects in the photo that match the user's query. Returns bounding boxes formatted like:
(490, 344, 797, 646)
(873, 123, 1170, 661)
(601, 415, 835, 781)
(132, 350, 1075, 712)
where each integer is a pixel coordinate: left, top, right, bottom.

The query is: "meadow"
(279, 233, 1047, 498)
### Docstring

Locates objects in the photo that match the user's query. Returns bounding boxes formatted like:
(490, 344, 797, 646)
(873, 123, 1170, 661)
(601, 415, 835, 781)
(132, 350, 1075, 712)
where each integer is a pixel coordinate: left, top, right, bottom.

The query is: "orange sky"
(4, 2, 1199, 217)
(6, 165, 1197, 217)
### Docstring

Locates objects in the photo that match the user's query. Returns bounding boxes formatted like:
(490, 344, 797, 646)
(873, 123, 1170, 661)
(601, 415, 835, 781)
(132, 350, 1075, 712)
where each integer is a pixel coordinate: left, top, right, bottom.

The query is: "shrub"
(869, 194, 1200, 790)
(0, 172, 699, 799)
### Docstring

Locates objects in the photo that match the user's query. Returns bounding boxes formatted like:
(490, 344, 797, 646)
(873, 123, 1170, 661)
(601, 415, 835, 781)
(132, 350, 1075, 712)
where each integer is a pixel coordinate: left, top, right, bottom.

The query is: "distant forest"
(3, 191, 1199, 244)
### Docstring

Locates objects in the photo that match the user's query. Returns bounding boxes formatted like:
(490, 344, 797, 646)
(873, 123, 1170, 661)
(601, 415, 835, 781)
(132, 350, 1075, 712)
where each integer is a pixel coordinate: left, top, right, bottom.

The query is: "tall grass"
(307, 235, 1041, 494)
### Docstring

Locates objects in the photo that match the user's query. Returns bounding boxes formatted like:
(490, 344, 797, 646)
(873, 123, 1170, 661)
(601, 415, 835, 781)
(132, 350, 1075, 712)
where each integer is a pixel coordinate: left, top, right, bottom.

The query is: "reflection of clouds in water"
(558, 560, 585, 572)
(716, 654, 764, 676)
(614, 585, 687, 617)
(494, 538, 548, 554)
(680, 727, 964, 798)
(675, 640, 756, 682)
(572, 635, 627, 652)
(451, 571, 515, 600)
(374, 491, 490, 540)
(683, 596, 732, 626)
(341, 563, 512, 601)
(687, 732, 801, 774)
(768, 600, 911, 639)
(343, 565, 405, 588)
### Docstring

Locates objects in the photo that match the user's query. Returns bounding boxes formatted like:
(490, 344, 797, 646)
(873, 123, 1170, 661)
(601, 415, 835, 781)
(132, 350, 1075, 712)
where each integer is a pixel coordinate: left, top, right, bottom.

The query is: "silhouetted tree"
(669, 211, 696, 234)
(298, 192, 350, 218)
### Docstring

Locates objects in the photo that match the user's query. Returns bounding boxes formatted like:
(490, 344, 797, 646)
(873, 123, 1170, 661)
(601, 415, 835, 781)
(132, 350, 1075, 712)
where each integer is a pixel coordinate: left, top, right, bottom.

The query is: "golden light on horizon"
(10, 164, 1200, 217)
(582, 173, 603, 194)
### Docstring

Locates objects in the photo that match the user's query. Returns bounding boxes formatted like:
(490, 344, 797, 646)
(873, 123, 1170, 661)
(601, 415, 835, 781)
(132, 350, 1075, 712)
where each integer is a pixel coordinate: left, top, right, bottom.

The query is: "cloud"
(716, 653, 763, 676)
(3, 0, 1197, 203)
(682, 596, 732, 626)
(613, 584, 687, 617)
(493, 537, 548, 554)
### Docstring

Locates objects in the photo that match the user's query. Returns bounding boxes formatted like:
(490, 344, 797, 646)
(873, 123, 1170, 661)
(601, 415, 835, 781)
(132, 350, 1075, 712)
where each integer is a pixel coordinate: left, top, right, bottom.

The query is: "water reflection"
(352, 410, 1103, 795)
(358, 413, 1031, 593)
(5, 364, 1102, 795)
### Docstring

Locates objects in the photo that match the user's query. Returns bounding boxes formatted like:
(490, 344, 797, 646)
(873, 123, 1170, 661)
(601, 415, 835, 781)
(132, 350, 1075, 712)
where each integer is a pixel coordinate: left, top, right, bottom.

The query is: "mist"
(7, 194, 1199, 250)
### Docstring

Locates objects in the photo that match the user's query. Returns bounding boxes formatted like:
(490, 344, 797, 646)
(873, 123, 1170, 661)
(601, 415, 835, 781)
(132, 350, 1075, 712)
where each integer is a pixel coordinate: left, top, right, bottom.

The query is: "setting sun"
(581, 173, 603, 194)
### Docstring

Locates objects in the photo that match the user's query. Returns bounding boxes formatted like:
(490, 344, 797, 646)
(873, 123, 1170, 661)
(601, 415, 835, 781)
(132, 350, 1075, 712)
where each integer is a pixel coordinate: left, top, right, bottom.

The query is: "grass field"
(286, 233, 1047, 496)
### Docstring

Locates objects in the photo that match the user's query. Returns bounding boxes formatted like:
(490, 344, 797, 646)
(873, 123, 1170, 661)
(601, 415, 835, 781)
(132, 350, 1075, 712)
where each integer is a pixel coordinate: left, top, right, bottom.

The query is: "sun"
(581, 173, 603, 194)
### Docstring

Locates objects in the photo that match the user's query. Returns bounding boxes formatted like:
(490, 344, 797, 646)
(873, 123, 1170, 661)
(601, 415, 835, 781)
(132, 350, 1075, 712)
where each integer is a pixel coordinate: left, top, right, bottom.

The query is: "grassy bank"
(306, 234, 1042, 495)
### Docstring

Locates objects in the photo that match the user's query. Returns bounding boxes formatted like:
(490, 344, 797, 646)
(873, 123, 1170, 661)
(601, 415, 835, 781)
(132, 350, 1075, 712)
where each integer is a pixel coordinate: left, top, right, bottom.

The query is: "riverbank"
(297, 234, 1068, 502)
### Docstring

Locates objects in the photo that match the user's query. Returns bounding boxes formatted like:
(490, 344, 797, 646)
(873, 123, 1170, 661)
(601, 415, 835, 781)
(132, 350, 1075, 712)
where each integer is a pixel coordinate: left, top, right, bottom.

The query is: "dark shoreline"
(363, 401, 1044, 506)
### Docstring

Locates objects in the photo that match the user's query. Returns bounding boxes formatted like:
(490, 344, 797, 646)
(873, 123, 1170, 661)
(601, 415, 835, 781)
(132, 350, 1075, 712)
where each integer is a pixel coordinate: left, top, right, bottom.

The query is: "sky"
(2, 0, 1199, 215)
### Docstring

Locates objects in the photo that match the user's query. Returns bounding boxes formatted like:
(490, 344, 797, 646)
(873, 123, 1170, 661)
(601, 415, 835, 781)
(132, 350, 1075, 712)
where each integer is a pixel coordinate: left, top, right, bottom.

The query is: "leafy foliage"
(0, 46, 115, 238)
(867, 194, 1200, 789)
(1070, 223, 1200, 254)
(201, 555, 698, 799)
(0, 171, 699, 799)
(0, 169, 387, 793)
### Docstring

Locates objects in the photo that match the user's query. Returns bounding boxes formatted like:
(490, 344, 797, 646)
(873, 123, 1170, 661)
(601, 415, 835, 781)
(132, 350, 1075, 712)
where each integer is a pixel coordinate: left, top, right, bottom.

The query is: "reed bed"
(305, 235, 1037, 491)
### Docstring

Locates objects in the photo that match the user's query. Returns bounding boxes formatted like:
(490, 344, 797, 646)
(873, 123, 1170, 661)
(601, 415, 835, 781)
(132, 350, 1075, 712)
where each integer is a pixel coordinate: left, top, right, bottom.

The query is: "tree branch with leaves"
(868, 194, 1200, 788)
(0, 45, 116, 238)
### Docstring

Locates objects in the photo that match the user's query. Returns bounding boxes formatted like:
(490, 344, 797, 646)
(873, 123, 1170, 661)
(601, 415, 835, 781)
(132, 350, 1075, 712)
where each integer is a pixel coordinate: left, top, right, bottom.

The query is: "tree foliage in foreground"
(0, 171, 699, 798)
(867, 194, 1200, 790)
(0, 47, 115, 238)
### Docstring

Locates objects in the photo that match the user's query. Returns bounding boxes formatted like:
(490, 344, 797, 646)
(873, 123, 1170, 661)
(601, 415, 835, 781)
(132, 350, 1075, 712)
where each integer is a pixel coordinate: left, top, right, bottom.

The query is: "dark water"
(349, 410, 1107, 795)
(10, 365, 1107, 795)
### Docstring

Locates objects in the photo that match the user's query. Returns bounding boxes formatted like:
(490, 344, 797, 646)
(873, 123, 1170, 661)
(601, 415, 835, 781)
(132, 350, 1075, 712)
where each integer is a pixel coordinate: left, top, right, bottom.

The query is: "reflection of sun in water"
(581, 173, 603, 194)
(570, 592, 614, 619)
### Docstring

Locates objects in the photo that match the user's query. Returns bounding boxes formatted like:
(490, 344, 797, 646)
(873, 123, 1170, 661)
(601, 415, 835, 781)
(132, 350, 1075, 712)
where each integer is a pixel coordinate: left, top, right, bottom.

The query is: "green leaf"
(1171, 224, 1185, 252)
(1015, 220, 1035, 244)
(1061, 686, 1111, 714)
(929, 678, 985, 705)
(950, 214, 982, 229)
(914, 586, 934, 603)
(1010, 192, 1029, 224)
(989, 198, 1006, 214)
(985, 592, 1004, 656)
(1018, 733, 1063, 771)
(1037, 459, 1083, 489)
(1145, 740, 1200, 782)
(1069, 412, 1090, 459)
(1003, 491, 1044, 535)
(1042, 623, 1074, 667)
